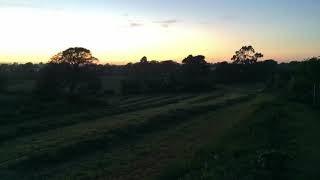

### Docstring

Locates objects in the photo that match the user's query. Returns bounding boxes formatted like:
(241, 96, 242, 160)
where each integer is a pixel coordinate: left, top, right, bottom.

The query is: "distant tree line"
(121, 55, 212, 94)
(0, 46, 319, 104)
(120, 46, 269, 94)
(0, 71, 7, 92)
(284, 57, 320, 104)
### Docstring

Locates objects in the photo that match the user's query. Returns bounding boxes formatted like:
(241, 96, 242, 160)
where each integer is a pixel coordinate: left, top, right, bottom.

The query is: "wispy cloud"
(153, 19, 179, 28)
(220, 15, 239, 22)
(0, 0, 63, 11)
(0, 1, 35, 8)
(198, 21, 209, 25)
(129, 22, 144, 27)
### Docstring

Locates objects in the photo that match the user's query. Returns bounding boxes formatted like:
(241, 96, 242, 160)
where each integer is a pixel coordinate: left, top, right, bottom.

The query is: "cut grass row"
(0, 94, 173, 127)
(0, 92, 229, 165)
(1, 94, 255, 179)
(33, 93, 264, 180)
(0, 94, 198, 143)
(156, 98, 318, 180)
(104, 94, 271, 180)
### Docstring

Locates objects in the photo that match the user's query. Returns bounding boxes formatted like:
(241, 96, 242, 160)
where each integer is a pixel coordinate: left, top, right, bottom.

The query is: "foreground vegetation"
(0, 84, 319, 180)
(158, 97, 320, 180)
(0, 46, 319, 179)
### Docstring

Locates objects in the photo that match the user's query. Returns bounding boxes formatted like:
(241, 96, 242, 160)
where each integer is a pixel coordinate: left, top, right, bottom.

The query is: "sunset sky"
(0, 0, 319, 64)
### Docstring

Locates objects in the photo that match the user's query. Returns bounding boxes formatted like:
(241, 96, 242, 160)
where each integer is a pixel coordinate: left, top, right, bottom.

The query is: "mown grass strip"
(0, 95, 196, 144)
(157, 99, 297, 180)
(4, 94, 256, 176)
(0, 94, 216, 165)
(187, 93, 225, 104)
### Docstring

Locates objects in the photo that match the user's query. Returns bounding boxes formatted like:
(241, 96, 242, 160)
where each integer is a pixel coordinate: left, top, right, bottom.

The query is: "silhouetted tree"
(140, 56, 148, 64)
(36, 47, 101, 97)
(213, 59, 277, 84)
(289, 57, 320, 103)
(231, 45, 263, 64)
(22, 62, 35, 72)
(299, 57, 320, 82)
(50, 47, 98, 65)
(0, 72, 7, 92)
(121, 57, 180, 94)
(182, 55, 209, 71)
(180, 55, 212, 91)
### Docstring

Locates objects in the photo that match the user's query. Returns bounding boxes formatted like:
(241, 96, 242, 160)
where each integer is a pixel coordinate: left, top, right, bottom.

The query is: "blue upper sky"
(0, 0, 319, 63)
(3, 0, 319, 19)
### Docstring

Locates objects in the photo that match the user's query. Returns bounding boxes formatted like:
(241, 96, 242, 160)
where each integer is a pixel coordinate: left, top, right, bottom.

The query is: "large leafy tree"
(301, 57, 320, 82)
(181, 55, 211, 91)
(182, 55, 209, 75)
(231, 45, 263, 64)
(50, 47, 98, 66)
(0, 72, 7, 92)
(182, 55, 207, 65)
(288, 57, 320, 103)
(37, 47, 101, 97)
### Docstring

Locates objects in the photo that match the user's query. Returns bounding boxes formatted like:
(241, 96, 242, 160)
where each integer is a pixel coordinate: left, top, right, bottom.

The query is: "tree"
(0, 72, 7, 92)
(182, 55, 209, 76)
(140, 56, 148, 64)
(121, 57, 180, 94)
(182, 55, 207, 65)
(181, 55, 212, 91)
(50, 47, 98, 65)
(231, 45, 263, 64)
(302, 57, 320, 82)
(36, 47, 101, 97)
(23, 62, 35, 72)
(281, 57, 320, 104)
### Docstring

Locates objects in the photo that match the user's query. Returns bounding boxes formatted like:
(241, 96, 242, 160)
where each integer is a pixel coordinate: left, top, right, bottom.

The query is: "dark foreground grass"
(4, 95, 254, 177)
(157, 98, 320, 180)
(0, 94, 196, 144)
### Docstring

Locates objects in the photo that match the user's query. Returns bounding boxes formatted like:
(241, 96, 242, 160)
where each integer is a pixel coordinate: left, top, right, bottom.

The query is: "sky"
(0, 0, 319, 64)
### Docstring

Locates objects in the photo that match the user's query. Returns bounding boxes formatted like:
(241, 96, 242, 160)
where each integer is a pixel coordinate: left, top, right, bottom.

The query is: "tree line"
(0, 46, 319, 104)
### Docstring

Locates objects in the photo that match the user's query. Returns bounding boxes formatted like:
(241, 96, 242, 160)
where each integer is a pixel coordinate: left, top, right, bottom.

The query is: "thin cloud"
(199, 21, 209, 25)
(129, 22, 144, 27)
(154, 20, 178, 24)
(0, 1, 32, 8)
(220, 15, 239, 22)
(0, 0, 62, 11)
(153, 19, 179, 28)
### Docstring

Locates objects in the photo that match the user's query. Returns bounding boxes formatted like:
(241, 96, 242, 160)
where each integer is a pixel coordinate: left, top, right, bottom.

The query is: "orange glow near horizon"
(0, 3, 319, 65)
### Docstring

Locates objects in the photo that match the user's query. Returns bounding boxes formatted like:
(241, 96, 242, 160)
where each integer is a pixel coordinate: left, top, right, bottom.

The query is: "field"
(0, 85, 319, 180)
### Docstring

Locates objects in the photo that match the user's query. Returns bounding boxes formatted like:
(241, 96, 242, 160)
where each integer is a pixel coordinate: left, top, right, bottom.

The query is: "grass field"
(0, 85, 319, 180)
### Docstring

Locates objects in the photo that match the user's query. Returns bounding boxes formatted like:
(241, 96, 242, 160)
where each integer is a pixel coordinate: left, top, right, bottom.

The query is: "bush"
(35, 63, 102, 98)
(287, 77, 313, 103)
(0, 72, 7, 92)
